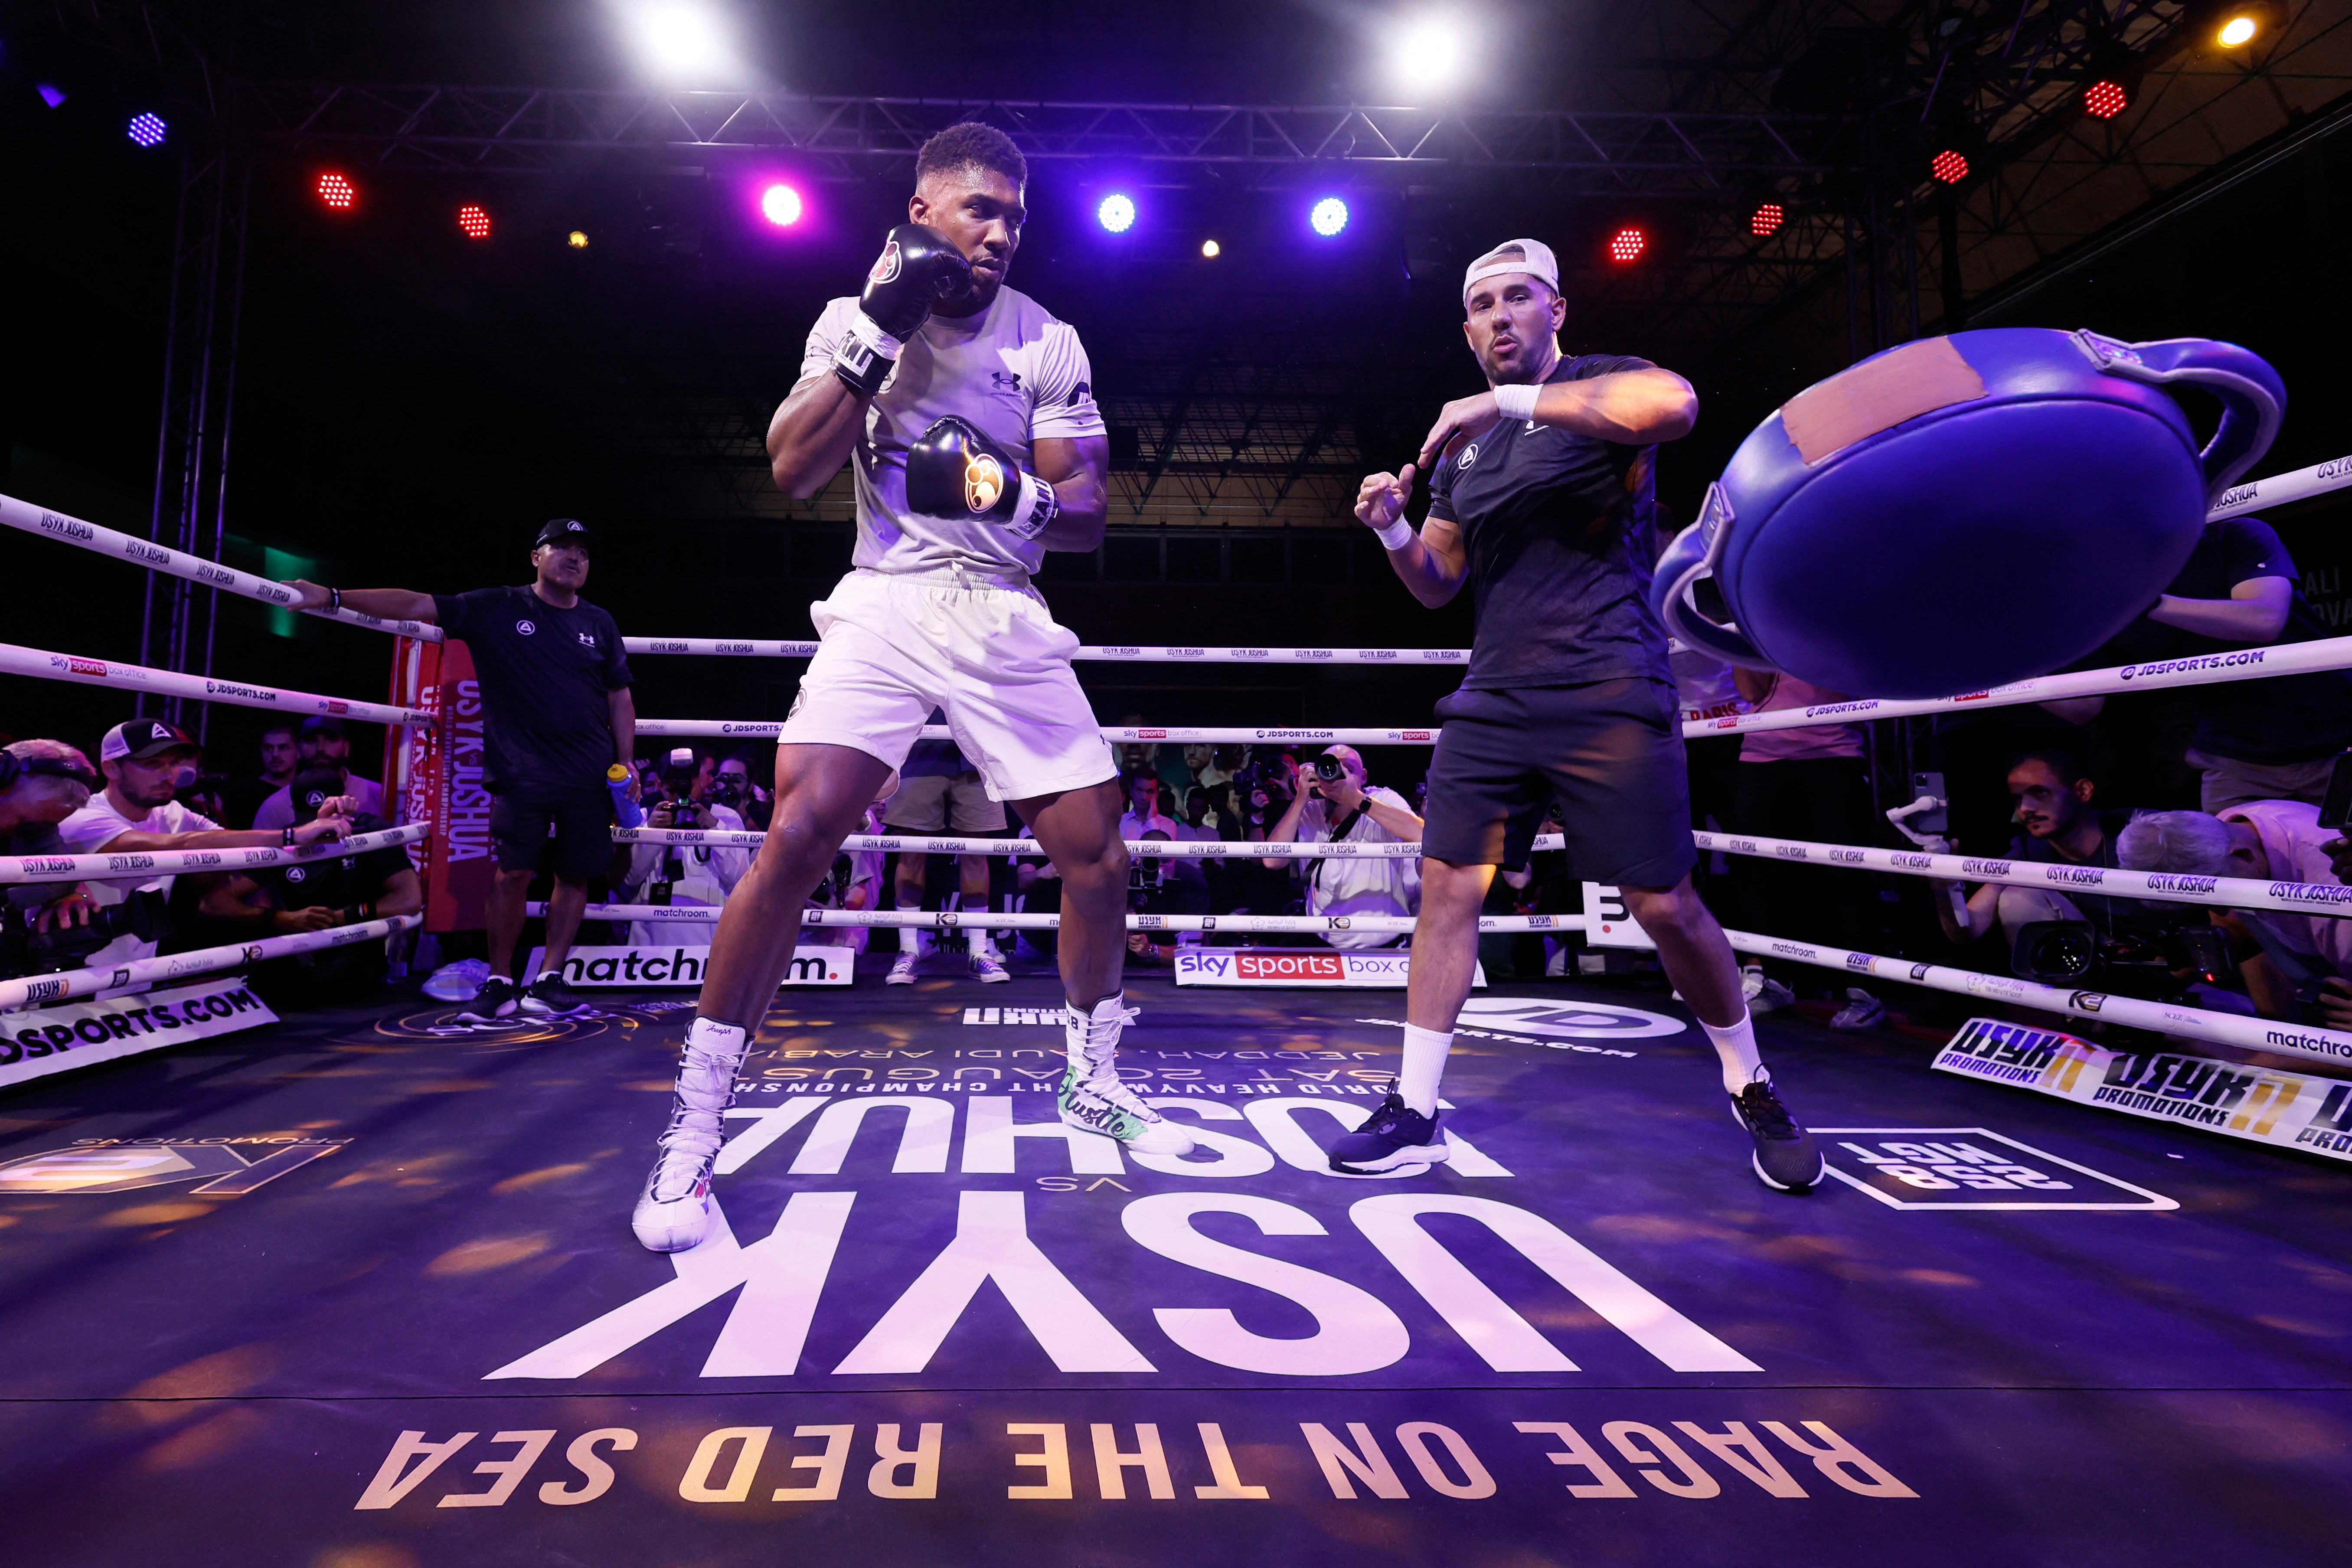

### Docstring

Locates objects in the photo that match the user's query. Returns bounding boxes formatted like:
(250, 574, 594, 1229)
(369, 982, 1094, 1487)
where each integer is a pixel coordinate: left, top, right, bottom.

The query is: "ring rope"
(0, 640, 434, 728)
(0, 913, 422, 1013)
(535, 902, 1561, 937)
(0, 824, 428, 886)
(1693, 828, 2352, 919)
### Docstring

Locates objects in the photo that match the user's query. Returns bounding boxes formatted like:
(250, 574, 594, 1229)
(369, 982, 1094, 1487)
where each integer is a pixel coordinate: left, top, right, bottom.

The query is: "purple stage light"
(127, 112, 167, 147)
(760, 183, 804, 227)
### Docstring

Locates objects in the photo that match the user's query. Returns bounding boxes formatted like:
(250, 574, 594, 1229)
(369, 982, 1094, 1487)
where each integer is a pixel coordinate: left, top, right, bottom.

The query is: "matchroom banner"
(1933, 1016, 2352, 1164)
(525, 945, 856, 988)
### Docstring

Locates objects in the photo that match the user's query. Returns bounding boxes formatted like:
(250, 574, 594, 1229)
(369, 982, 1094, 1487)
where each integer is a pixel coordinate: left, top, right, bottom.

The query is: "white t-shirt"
(1295, 787, 1418, 951)
(2225, 799, 2352, 980)
(57, 794, 223, 968)
(622, 803, 750, 947)
(798, 285, 1107, 580)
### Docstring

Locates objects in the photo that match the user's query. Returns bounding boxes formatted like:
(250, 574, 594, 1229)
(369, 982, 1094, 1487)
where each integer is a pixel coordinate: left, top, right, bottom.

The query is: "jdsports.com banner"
(0, 977, 278, 1089)
(1173, 948, 1486, 989)
(1933, 1016, 2352, 1163)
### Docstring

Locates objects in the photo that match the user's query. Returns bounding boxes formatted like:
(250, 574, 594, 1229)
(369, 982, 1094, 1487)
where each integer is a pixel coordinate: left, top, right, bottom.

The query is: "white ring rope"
(1720, 928, 2352, 1070)
(0, 824, 428, 887)
(0, 913, 421, 1013)
(0, 495, 442, 640)
(634, 720, 1441, 744)
(0, 641, 434, 729)
(533, 901, 1561, 937)
(616, 826, 1457, 859)
(1692, 829, 2352, 919)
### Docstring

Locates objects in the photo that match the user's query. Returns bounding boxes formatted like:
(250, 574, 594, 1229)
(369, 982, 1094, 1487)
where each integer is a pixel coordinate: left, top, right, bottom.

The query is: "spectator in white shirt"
(1262, 744, 1424, 950)
(617, 747, 750, 947)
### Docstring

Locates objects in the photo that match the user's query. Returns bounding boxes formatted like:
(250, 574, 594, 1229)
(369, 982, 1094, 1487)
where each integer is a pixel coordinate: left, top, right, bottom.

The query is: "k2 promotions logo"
(1814, 1127, 2176, 1211)
(0, 1135, 348, 1197)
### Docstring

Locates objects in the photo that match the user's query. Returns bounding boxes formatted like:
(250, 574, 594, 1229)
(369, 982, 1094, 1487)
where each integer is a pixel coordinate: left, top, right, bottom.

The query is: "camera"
(1235, 760, 1294, 815)
(2010, 919, 2234, 1003)
(1128, 833, 1170, 911)
(0, 889, 167, 977)
(812, 852, 857, 908)
(1312, 755, 1347, 784)
(706, 773, 745, 809)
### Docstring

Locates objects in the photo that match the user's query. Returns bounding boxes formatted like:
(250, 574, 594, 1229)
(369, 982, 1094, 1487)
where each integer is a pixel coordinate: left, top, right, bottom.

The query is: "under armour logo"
(577, 632, 598, 648)
(990, 371, 1023, 391)
(1068, 380, 1091, 405)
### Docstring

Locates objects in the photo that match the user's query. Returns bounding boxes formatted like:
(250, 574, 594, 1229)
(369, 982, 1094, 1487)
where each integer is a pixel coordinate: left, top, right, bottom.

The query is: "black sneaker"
(456, 976, 524, 1022)
(1730, 1070, 1823, 1192)
(519, 971, 590, 1016)
(1328, 1088, 1451, 1174)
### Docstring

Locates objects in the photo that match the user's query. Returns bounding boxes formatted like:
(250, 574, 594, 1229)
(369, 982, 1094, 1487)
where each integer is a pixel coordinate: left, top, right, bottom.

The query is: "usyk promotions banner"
(526, 945, 856, 988)
(1173, 948, 1486, 989)
(0, 977, 278, 1089)
(1933, 1016, 2352, 1165)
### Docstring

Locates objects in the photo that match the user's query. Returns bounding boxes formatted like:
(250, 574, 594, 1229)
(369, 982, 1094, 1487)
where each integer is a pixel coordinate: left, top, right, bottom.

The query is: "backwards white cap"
(1462, 238, 1560, 305)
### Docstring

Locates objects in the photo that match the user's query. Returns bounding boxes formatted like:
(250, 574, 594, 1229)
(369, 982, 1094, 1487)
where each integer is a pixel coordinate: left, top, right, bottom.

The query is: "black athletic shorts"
(1421, 678, 1697, 886)
(490, 780, 614, 882)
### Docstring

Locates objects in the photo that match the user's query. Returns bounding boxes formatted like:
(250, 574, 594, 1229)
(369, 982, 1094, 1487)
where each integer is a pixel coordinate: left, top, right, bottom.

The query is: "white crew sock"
(1700, 1011, 1765, 1096)
(1398, 1024, 1452, 1117)
(1065, 992, 1125, 1078)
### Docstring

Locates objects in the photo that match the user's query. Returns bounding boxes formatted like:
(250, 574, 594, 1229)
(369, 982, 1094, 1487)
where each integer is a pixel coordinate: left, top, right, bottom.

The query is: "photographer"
(1120, 774, 1210, 962)
(191, 768, 421, 1003)
(2118, 801, 2352, 1025)
(1261, 744, 1424, 949)
(618, 748, 751, 947)
(1929, 752, 2179, 949)
(0, 740, 106, 972)
(881, 716, 1011, 986)
(809, 802, 889, 954)
(253, 718, 384, 830)
(712, 751, 772, 832)
(58, 719, 356, 970)
(282, 516, 635, 1018)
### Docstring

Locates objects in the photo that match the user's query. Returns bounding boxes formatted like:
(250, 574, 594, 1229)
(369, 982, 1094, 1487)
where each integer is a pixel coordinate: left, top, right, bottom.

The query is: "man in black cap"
(252, 717, 384, 830)
(282, 518, 635, 1018)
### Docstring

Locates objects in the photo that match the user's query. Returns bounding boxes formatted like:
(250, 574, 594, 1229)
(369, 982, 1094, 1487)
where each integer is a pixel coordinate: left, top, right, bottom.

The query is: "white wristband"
(1373, 516, 1414, 551)
(1493, 382, 1541, 421)
(845, 310, 905, 362)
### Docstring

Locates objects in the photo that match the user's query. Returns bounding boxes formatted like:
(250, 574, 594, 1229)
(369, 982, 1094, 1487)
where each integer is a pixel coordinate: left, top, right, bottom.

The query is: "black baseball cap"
(100, 718, 199, 763)
(291, 766, 346, 823)
(535, 518, 593, 550)
(297, 715, 346, 740)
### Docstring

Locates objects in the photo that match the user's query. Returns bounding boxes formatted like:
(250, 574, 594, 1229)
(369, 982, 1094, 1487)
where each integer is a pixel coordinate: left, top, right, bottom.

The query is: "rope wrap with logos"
(0, 825, 428, 886)
(0, 914, 423, 1013)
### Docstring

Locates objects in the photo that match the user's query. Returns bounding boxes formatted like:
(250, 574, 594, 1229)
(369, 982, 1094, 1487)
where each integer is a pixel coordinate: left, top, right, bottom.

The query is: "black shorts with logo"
(490, 780, 615, 882)
(1420, 677, 1696, 886)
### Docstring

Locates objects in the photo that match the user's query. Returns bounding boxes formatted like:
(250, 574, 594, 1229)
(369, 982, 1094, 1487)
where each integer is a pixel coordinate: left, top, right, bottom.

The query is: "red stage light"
(1751, 203, 1784, 238)
(316, 172, 356, 209)
(1931, 150, 1969, 185)
(2084, 80, 2128, 120)
(458, 204, 491, 240)
(1608, 227, 1646, 264)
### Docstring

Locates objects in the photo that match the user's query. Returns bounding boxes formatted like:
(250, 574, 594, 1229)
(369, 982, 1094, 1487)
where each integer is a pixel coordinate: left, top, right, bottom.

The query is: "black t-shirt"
(218, 774, 287, 831)
(1426, 353, 1669, 690)
(258, 813, 412, 913)
(2010, 809, 2172, 942)
(2153, 517, 2352, 763)
(434, 586, 633, 791)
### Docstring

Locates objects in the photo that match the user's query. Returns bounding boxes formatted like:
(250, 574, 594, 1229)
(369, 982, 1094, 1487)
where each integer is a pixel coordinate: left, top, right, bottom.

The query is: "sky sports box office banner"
(1175, 949, 1488, 989)
(0, 977, 278, 1089)
(527, 945, 856, 988)
(1934, 1016, 2352, 1164)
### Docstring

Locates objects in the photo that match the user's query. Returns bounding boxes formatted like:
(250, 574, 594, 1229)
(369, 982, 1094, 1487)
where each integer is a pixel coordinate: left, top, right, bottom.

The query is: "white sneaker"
(1830, 987, 1887, 1031)
(886, 951, 919, 985)
(970, 944, 1010, 983)
(1058, 1068, 1196, 1155)
(632, 1021, 747, 1253)
(1741, 963, 1796, 1014)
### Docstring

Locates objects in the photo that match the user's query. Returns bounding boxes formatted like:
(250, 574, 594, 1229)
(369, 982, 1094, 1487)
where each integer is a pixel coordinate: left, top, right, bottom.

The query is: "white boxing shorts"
(778, 567, 1117, 802)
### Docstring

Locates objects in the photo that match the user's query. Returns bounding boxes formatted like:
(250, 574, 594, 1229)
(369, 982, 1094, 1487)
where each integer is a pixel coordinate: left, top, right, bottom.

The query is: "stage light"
(1751, 203, 1784, 238)
(2217, 13, 2258, 47)
(1097, 193, 1136, 234)
(127, 112, 166, 147)
(760, 183, 804, 226)
(36, 83, 67, 109)
(316, 172, 356, 210)
(1607, 227, 1646, 264)
(628, 2, 735, 81)
(1931, 149, 1969, 184)
(1388, 15, 1469, 93)
(568, 230, 591, 249)
(1202, 238, 1221, 258)
(1310, 197, 1349, 237)
(458, 203, 491, 240)
(2084, 80, 2127, 119)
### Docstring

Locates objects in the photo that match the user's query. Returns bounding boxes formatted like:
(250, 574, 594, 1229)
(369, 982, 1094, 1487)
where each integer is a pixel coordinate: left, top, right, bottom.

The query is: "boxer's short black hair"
(916, 122, 1028, 191)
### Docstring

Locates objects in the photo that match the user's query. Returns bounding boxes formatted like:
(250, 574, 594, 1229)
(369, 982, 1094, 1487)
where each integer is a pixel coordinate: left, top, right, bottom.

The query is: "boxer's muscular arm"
(769, 376, 867, 500)
(1354, 466, 1469, 608)
(1416, 367, 1698, 470)
(1030, 434, 1110, 552)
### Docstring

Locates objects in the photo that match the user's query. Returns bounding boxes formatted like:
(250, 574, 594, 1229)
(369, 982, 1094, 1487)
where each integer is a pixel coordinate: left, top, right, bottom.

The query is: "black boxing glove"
(832, 224, 973, 399)
(905, 416, 1062, 540)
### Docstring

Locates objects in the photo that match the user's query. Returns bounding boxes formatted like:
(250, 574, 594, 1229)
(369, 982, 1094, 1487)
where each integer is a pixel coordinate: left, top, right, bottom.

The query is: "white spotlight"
(628, 3, 735, 81)
(1389, 15, 1469, 93)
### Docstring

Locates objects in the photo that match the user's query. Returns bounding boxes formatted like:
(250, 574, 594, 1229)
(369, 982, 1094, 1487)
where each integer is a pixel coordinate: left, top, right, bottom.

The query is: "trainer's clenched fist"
(1355, 464, 1418, 531)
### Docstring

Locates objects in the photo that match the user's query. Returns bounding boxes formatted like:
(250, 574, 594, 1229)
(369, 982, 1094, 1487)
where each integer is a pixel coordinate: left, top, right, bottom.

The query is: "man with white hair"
(0, 739, 105, 944)
(2117, 800, 2352, 1021)
(1261, 744, 1423, 948)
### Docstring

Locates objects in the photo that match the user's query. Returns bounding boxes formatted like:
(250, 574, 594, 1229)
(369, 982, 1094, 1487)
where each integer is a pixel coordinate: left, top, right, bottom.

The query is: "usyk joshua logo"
(963, 451, 1006, 513)
(871, 240, 902, 284)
